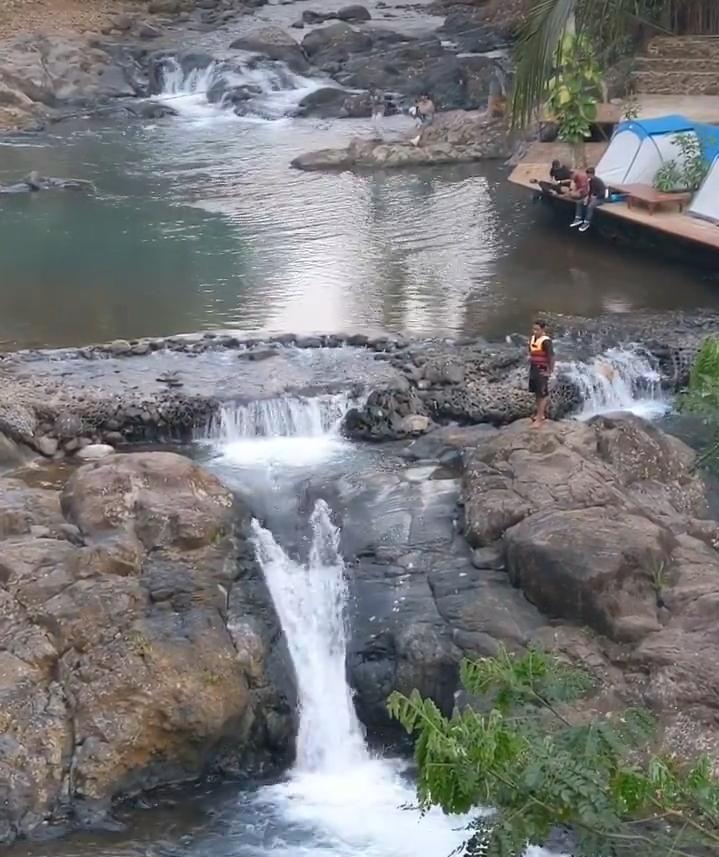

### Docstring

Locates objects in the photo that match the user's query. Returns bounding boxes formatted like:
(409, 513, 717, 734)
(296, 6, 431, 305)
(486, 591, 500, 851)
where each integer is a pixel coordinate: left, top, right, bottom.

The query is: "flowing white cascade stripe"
(155, 56, 331, 119)
(562, 347, 669, 420)
(209, 393, 355, 441)
(250, 501, 561, 856)
(251, 500, 367, 773)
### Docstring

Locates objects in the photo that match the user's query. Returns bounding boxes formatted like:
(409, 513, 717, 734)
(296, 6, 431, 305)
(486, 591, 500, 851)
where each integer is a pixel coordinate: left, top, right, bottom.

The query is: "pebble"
(109, 339, 132, 356)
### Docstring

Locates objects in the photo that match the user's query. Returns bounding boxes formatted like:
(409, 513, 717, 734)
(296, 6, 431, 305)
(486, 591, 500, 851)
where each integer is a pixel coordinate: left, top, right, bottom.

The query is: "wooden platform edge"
(508, 164, 719, 253)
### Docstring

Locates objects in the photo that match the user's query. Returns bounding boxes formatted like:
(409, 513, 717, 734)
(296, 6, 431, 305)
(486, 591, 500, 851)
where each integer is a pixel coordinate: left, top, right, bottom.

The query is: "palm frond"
(511, 0, 578, 129)
(510, 0, 669, 130)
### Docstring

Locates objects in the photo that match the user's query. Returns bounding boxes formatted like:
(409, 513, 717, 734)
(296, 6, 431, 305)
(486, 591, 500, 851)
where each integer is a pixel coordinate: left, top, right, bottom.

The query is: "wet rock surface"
(330, 412, 719, 759)
(0, 451, 294, 844)
(292, 112, 510, 171)
(0, 333, 407, 455)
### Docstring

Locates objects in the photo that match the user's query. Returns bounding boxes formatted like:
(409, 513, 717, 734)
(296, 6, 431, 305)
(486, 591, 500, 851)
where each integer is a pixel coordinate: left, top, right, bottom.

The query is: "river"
(0, 6, 709, 854)
(1, 51, 718, 349)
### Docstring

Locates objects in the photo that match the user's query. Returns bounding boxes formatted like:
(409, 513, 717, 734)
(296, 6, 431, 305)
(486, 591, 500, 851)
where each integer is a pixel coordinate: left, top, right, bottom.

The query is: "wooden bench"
(612, 183, 693, 215)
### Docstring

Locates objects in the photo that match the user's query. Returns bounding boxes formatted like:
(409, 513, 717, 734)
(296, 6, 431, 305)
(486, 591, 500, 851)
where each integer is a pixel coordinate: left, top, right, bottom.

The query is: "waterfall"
(251, 500, 367, 773)
(154, 55, 328, 120)
(563, 347, 670, 420)
(250, 501, 559, 856)
(204, 393, 355, 467)
(210, 394, 354, 441)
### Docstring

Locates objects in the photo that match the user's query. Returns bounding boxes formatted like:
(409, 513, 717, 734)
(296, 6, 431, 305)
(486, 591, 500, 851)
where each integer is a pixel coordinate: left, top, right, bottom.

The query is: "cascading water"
(154, 55, 331, 120)
(207, 393, 355, 466)
(252, 500, 367, 773)
(563, 347, 670, 420)
(250, 501, 558, 857)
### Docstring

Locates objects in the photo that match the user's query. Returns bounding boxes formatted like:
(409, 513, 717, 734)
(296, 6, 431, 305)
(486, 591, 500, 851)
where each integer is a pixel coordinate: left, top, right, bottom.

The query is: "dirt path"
(0, 0, 132, 39)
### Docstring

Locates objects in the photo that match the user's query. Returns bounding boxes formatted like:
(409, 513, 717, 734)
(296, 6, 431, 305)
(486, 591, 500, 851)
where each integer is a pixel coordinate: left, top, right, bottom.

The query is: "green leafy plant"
(654, 133, 714, 193)
(654, 159, 685, 192)
(545, 32, 603, 164)
(511, 1, 672, 129)
(388, 647, 719, 857)
(679, 337, 719, 465)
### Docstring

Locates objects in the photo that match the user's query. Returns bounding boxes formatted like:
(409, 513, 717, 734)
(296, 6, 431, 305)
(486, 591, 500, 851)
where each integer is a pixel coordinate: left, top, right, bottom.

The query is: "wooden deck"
(509, 162, 719, 252)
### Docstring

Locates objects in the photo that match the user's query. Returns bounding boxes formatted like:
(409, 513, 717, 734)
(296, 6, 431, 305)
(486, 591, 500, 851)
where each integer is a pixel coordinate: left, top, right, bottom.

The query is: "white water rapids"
(208, 394, 355, 467)
(561, 346, 670, 420)
(193, 352, 666, 856)
(155, 56, 331, 121)
(251, 500, 557, 857)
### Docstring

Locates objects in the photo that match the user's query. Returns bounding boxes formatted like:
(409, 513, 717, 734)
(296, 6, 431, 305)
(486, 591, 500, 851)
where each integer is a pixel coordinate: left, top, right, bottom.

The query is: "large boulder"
(455, 414, 719, 755)
(0, 453, 293, 844)
(461, 415, 707, 548)
(301, 22, 373, 64)
(61, 451, 234, 548)
(505, 507, 673, 642)
(295, 86, 371, 118)
(230, 27, 310, 74)
(338, 4, 372, 21)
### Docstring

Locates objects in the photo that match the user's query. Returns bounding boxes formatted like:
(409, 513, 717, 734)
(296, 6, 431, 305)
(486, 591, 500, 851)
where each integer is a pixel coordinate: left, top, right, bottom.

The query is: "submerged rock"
(0, 172, 96, 194)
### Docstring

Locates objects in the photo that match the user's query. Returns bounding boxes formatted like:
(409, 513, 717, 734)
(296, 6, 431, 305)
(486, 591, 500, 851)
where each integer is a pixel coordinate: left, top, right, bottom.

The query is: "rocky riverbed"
(0, 0, 522, 168)
(0, 309, 714, 458)
(4, 332, 719, 844)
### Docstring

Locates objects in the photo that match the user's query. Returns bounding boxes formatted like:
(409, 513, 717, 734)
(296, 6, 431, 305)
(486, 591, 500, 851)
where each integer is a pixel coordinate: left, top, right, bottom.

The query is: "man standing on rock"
(528, 320, 554, 426)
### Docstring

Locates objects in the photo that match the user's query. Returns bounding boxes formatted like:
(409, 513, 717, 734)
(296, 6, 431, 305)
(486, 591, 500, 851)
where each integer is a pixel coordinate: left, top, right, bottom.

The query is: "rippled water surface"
(1, 105, 718, 349)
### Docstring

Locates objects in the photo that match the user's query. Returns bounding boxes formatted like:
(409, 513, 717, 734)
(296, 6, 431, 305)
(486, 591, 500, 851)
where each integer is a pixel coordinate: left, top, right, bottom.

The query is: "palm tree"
(511, 0, 671, 128)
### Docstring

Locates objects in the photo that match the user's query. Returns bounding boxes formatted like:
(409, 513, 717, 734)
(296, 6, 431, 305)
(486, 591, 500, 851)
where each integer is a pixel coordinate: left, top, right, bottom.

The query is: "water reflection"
(0, 113, 717, 349)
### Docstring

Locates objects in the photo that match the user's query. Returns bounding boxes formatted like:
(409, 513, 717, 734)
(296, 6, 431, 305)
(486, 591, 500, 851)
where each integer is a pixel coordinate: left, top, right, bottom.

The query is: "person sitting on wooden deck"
(571, 167, 607, 233)
(530, 159, 573, 200)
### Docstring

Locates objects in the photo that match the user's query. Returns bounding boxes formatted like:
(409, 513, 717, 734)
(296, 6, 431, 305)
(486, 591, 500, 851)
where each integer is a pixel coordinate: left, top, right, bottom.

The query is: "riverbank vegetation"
(389, 648, 719, 857)
(512, 0, 717, 130)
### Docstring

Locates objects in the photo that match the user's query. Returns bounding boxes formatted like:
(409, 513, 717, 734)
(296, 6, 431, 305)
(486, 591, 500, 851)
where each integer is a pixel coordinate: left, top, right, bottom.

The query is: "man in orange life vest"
(528, 320, 554, 426)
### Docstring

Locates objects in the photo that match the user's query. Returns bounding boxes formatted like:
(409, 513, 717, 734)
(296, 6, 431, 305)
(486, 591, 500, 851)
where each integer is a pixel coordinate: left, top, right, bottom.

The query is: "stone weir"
(1, 310, 717, 459)
(0, 331, 407, 457)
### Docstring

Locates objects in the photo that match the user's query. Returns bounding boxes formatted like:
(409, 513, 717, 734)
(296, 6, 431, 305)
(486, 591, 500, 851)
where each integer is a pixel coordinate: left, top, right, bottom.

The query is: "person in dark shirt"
(571, 166, 607, 232)
(550, 159, 572, 183)
(533, 159, 572, 195)
(528, 319, 554, 426)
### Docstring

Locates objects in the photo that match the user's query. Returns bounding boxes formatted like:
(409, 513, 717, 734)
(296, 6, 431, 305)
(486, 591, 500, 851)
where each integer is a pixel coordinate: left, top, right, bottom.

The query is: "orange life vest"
(529, 334, 550, 367)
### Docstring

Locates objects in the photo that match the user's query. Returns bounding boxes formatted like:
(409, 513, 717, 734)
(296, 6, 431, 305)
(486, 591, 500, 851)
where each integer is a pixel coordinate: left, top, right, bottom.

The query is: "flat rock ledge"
(291, 112, 511, 171)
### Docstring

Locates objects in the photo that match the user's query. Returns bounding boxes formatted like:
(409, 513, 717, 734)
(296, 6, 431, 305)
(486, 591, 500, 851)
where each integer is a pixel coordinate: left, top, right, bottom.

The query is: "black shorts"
(529, 366, 549, 397)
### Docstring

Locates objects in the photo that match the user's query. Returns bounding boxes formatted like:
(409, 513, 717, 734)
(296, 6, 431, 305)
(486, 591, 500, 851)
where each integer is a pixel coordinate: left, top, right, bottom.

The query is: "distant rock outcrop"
(292, 112, 511, 171)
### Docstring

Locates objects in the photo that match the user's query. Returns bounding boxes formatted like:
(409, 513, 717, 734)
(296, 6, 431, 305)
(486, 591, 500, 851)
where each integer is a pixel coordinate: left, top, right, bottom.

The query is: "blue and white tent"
(690, 149, 719, 223)
(596, 114, 719, 187)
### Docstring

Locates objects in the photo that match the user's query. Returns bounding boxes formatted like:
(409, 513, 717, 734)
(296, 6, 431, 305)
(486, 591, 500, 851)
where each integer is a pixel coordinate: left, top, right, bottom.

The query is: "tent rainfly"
(596, 114, 710, 187)
(690, 151, 719, 223)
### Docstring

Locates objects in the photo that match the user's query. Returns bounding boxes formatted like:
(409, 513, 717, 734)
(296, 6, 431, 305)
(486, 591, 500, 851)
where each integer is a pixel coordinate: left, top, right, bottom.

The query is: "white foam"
(251, 501, 561, 857)
(155, 56, 333, 122)
(206, 394, 354, 467)
(563, 347, 670, 420)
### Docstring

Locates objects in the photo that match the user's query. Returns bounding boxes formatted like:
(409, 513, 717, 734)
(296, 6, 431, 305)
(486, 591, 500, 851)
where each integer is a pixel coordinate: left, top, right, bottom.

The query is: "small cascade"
(154, 55, 328, 120)
(252, 500, 367, 773)
(210, 393, 353, 442)
(563, 347, 670, 420)
(204, 393, 356, 467)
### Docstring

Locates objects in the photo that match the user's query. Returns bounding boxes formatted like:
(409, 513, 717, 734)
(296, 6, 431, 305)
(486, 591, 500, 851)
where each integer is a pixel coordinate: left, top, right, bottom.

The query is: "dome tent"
(596, 114, 710, 187)
(689, 151, 719, 223)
